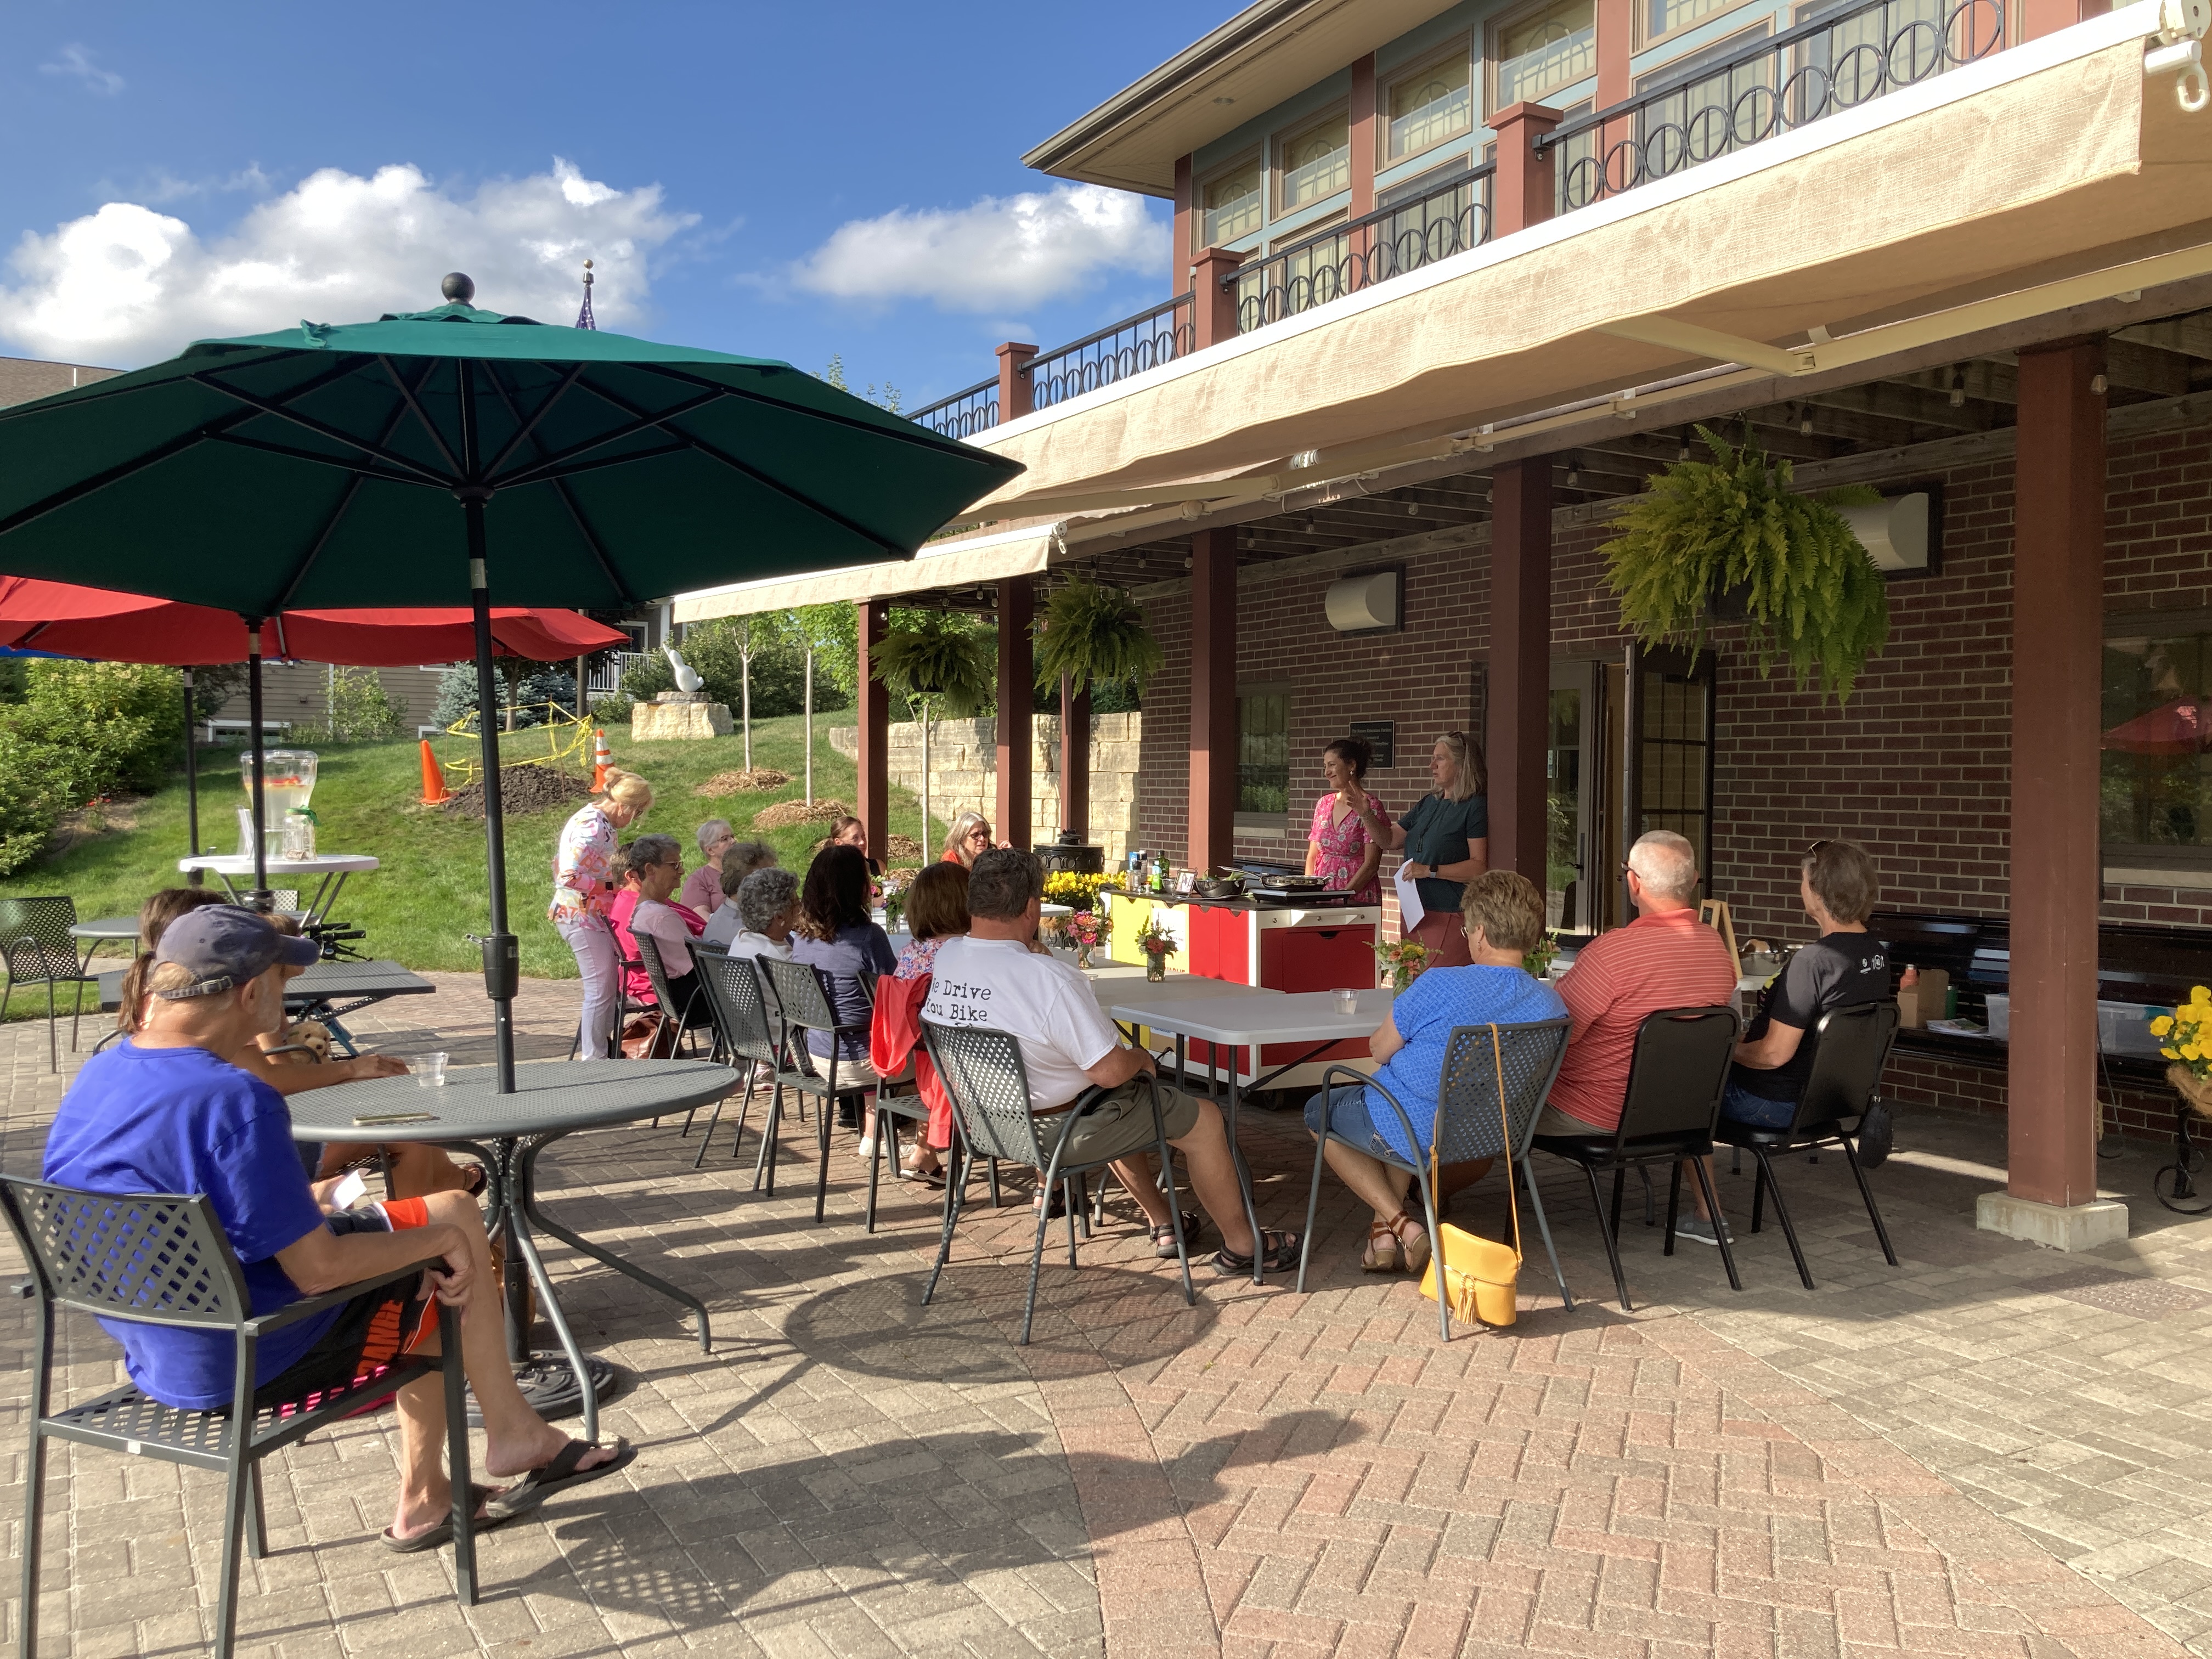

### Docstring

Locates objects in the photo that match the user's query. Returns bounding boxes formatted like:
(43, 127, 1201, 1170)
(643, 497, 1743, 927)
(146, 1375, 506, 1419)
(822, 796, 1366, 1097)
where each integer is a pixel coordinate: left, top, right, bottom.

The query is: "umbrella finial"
(441, 272, 476, 304)
(575, 259, 598, 331)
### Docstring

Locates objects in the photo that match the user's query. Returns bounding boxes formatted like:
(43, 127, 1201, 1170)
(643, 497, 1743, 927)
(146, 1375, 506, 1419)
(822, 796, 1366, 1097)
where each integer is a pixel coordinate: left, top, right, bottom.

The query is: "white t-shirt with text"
(922, 936, 1121, 1111)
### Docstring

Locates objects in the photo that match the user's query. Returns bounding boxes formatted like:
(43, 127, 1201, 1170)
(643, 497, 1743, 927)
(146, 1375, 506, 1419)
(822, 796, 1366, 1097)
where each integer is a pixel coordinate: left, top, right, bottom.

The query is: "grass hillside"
(0, 713, 952, 1011)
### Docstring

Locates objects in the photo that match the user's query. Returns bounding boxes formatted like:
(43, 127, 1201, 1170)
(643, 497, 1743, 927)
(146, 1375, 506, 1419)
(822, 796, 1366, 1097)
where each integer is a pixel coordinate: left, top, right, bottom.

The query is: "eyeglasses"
(1806, 839, 1833, 856)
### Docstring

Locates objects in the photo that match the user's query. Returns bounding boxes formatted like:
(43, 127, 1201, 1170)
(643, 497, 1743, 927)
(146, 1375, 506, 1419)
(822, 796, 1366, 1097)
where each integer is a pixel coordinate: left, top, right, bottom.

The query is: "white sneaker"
(856, 1137, 876, 1160)
(1675, 1215, 1734, 1247)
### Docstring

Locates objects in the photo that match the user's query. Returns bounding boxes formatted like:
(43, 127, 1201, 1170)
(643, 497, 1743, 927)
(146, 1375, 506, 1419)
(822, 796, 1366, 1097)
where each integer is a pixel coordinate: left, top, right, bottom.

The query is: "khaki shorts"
(1534, 1103, 1610, 1138)
(1047, 1077, 1203, 1168)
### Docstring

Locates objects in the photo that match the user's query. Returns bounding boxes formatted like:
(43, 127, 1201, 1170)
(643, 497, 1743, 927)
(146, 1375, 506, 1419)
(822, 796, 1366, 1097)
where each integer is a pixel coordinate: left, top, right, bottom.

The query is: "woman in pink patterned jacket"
(550, 768, 652, 1058)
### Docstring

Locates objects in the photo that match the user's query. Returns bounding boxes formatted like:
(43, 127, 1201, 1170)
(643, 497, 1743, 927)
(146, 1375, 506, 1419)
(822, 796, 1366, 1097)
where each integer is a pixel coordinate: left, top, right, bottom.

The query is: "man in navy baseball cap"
(148, 905, 319, 1000)
(43, 901, 633, 1549)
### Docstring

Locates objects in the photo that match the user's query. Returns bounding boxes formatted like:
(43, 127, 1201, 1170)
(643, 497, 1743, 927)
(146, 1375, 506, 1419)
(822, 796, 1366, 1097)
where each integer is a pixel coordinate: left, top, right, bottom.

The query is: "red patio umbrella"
(0, 577, 628, 891)
(2102, 697, 2211, 757)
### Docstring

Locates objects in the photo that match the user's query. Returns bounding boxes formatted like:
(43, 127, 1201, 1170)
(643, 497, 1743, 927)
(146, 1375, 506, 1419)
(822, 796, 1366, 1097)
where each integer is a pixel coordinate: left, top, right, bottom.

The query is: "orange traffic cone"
(419, 740, 450, 805)
(591, 729, 612, 792)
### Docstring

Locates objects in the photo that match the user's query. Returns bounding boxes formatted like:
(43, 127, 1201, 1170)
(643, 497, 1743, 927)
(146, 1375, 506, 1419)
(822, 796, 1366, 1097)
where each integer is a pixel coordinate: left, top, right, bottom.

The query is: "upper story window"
(1386, 49, 1474, 160)
(1644, 0, 1750, 46)
(1493, 0, 1598, 109)
(1201, 158, 1263, 247)
(1277, 112, 1351, 215)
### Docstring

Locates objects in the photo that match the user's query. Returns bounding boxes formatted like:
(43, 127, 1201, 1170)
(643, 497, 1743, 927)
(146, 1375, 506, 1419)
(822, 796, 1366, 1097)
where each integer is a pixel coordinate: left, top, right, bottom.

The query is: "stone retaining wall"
(828, 712, 1142, 860)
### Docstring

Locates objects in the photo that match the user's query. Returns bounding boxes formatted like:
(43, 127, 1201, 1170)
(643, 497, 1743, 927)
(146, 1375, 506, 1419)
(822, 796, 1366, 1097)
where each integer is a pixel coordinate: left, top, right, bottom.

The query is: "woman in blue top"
(1304, 871, 1565, 1276)
(1351, 730, 1489, 969)
(789, 843, 899, 1156)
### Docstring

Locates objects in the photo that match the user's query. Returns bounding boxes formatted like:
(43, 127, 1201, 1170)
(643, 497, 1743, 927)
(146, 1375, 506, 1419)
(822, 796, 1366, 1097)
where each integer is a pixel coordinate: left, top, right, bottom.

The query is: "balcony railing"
(1539, 0, 2004, 209)
(908, 375, 1000, 440)
(1233, 164, 1496, 336)
(1027, 294, 1195, 412)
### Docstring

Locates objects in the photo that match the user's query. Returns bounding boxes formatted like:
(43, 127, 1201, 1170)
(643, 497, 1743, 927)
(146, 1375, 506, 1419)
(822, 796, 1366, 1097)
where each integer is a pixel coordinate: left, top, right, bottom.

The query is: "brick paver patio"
(3, 970, 2210, 1656)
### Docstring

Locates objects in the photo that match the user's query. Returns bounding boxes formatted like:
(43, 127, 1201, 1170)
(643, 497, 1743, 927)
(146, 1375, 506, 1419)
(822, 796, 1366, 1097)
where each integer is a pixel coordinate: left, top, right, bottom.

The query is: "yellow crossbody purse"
(1417, 1024, 1522, 1328)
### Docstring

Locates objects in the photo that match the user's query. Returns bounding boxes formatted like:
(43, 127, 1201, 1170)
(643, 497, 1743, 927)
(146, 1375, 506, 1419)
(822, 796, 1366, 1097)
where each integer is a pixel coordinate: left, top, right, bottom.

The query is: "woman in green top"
(1352, 730, 1489, 968)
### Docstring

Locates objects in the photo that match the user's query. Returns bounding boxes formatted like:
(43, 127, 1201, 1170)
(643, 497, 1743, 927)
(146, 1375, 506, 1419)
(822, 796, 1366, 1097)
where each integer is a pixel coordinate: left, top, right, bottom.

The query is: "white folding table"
(179, 851, 379, 919)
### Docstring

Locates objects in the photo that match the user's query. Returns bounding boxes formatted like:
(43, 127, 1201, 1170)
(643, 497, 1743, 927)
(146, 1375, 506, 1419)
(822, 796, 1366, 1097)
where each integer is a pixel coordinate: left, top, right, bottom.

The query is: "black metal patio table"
(97, 957, 436, 1055)
(286, 1058, 733, 1441)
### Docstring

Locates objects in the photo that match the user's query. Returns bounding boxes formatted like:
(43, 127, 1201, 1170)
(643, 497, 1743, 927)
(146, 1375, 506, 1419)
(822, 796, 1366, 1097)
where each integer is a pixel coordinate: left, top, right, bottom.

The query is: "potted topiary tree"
(1600, 426, 1889, 702)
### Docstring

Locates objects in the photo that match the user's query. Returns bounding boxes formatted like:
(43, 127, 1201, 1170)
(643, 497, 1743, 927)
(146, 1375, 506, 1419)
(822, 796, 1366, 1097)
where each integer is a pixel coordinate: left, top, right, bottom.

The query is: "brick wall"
(1124, 421, 2212, 1139)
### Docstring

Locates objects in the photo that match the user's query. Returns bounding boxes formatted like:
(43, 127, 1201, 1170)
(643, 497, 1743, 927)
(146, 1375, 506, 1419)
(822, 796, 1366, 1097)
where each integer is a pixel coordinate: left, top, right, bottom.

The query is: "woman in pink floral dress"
(1305, 737, 1387, 904)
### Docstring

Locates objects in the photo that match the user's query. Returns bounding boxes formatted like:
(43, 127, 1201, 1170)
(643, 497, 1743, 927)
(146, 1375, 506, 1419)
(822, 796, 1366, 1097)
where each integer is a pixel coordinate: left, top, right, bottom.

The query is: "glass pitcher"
(240, 749, 318, 841)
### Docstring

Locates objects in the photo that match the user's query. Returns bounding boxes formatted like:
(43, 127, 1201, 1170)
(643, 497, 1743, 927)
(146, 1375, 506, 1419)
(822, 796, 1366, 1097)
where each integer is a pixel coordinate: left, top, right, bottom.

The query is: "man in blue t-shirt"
(1304, 872, 1567, 1277)
(43, 906, 632, 1549)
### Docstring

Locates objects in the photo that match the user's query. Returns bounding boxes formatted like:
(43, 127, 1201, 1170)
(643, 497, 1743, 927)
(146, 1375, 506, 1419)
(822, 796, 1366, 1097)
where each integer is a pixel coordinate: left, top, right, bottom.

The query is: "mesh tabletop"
(67, 917, 140, 941)
(284, 1058, 736, 1142)
(1105, 988, 1395, 1045)
(95, 957, 435, 1012)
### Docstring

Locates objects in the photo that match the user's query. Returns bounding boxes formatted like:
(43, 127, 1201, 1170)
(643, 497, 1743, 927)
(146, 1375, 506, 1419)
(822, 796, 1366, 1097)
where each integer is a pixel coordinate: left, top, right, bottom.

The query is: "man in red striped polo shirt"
(1541, 830, 1741, 1240)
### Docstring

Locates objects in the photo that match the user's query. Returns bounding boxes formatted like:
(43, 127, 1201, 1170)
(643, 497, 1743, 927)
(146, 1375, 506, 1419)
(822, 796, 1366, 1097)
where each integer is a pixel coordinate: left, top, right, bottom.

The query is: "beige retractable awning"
(973, 1, 2212, 517)
(672, 523, 1058, 623)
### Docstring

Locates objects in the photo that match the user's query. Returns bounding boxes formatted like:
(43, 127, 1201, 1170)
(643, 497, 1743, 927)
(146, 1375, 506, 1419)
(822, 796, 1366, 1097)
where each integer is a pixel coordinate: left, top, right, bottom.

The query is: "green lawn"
(0, 712, 951, 1010)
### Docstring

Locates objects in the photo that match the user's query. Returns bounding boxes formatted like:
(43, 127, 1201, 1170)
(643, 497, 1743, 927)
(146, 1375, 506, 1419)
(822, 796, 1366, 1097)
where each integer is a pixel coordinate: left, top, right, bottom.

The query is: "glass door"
(1547, 659, 1604, 934)
(1626, 642, 1717, 884)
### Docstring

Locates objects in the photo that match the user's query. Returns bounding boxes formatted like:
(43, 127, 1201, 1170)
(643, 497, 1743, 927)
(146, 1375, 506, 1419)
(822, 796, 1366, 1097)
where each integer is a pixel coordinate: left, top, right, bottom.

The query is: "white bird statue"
(664, 645, 703, 693)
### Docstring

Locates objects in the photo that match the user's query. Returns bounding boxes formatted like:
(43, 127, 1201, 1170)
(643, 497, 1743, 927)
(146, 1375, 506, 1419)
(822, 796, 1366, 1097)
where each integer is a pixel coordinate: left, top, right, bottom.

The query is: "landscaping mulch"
(753, 797, 849, 829)
(439, 765, 595, 820)
(696, 768, 792, 797)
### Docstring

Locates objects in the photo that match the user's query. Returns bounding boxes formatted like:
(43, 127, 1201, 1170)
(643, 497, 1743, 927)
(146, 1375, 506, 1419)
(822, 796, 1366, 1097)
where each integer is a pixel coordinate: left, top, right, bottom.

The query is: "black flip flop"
(379, 1484, 509, 1553)
(482, 1437, 637, 1521)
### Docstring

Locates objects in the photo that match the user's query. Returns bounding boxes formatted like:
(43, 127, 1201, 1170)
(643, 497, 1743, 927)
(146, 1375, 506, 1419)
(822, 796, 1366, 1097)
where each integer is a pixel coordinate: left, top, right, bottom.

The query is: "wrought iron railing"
(1232, 164, 1496, 336)
(1025, 294, 1195, 412)
(1539, 0, 2003, 210)
(907, 375, 1000, 440)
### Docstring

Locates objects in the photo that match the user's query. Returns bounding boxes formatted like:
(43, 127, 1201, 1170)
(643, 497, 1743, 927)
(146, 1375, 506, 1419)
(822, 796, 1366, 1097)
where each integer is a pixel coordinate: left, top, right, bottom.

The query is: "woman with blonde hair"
(551, 766, 653, 1058)
(940, 810, 993, 868)
(1354, 730, 1489, 969)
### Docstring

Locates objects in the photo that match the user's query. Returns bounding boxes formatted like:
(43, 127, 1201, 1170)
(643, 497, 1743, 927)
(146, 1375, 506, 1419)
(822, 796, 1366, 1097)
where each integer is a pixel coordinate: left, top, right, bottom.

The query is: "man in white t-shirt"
(924, 850, 1301, 1277)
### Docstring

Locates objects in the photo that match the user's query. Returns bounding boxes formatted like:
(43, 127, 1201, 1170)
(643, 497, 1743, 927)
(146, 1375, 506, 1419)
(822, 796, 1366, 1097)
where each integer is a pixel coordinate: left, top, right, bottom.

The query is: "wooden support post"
(1060, 672, 1091, 841)
(1491, 102, 1564, 236)
(1487, 458, 1554, 888)
(996, 574, 1034, 850)
(856, 599, 890, 860)
(996, 342, 1037, 425)
(1189, 247, 1247, 349)
(1189, 527, 1238, 875)
(1989, 337, 2123, 1247)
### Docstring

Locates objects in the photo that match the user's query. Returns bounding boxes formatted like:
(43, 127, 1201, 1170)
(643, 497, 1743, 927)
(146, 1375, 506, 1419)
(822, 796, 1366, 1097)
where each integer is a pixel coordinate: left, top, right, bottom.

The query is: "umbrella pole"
(466, 498, 520, 1093)
(247, 627, 269, 909)
(182, 668, 202, 885)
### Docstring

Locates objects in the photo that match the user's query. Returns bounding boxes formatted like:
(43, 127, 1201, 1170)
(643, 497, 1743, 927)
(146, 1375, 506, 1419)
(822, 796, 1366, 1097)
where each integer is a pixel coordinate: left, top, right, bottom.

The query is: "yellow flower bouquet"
(2157, 988, 2212, 1115)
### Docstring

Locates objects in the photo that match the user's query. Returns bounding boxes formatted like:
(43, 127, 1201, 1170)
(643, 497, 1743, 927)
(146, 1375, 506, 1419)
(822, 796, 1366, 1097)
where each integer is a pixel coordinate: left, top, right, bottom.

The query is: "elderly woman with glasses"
(679, 818, 738, 917)
(940, 810, 996, 869)
(1353, 730, 1490, 969)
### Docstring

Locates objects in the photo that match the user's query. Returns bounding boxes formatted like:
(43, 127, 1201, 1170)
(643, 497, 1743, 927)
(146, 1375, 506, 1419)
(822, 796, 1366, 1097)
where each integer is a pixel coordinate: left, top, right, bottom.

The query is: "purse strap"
(1424, 1024, 1523, 1267)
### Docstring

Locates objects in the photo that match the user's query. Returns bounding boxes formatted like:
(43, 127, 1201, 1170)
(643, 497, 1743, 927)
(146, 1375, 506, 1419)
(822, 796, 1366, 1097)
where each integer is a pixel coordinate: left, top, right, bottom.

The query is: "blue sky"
(1, 1, 1206, 409)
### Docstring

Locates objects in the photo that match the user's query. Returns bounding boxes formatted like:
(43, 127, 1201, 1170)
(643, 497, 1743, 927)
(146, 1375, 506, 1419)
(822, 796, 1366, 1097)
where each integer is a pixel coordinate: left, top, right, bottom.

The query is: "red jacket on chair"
(870, 974, 952, 1150)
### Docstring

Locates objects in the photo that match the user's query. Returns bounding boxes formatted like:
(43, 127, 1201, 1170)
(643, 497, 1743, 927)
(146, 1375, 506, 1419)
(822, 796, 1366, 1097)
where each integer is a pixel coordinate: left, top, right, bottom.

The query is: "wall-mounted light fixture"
(1838, 487, 1943, 575)
(1325, 566, 1403, 634)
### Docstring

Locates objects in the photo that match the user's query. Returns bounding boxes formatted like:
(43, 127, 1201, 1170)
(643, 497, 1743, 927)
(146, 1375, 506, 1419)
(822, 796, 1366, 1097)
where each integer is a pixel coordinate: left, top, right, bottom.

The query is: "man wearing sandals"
(43, 907, 633, 1553)
(924, 850, 1302, 1276)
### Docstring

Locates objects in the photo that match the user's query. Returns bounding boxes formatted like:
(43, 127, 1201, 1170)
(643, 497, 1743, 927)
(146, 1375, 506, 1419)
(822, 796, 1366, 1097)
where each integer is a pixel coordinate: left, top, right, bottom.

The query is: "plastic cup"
(1333, 988, 1358, 1015)
(418, 1051, 449, 1088)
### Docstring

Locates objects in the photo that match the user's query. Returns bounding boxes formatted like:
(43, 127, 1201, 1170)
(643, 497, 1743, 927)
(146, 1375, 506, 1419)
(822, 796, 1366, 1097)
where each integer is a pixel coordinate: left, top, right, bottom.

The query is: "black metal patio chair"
(1714, 1000, 1903, 1289)
(920, 1020, 1193, 1345)
(633, 933, 708, 1062)
(0, 896, 99, 1072)
(1, 1176, 476, 1659)
(758, 956, 920, 1225)
(1299, 1018, 1573, 1341)
(691, 946, 812, 1181)
(1532, 1005, 1743, 1312)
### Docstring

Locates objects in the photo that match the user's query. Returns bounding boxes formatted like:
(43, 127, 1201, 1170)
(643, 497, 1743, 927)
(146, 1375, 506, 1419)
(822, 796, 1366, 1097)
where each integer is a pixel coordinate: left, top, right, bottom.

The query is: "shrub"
(0, 662, 183, 872)
(318, 666, 405, 742)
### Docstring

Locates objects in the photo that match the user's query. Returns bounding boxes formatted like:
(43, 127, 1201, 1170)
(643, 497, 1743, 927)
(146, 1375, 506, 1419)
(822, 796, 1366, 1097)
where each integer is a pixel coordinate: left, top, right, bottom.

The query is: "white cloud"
(41, 44, 123, 96)
(0, 159, 697, 366)
(789, 183, 1164, 313)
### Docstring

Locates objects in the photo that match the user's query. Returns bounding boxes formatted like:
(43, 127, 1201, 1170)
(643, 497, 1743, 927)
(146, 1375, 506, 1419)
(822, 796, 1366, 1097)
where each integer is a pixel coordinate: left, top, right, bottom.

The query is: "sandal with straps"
(1362, 1218, 1401, 1273)
(1386, 1210, 1431, 1277)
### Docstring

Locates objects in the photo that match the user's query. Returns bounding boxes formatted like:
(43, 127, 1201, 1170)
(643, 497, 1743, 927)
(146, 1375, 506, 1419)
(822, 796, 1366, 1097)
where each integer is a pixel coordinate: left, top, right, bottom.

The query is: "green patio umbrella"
(0, 275, 1022, 1088)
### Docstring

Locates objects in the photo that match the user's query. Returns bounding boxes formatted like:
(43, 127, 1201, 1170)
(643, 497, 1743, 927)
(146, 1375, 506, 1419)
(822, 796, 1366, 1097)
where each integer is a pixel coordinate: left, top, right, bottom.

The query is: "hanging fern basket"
(1599, 426, 1890, 703)
(1033, 577, 1164, 695)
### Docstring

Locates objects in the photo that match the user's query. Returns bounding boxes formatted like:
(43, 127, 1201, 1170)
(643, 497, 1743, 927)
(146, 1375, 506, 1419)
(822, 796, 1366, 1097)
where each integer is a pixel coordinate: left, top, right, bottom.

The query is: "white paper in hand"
(1393, 861, 1426, 932)
(330, 1169, 368, 1210)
